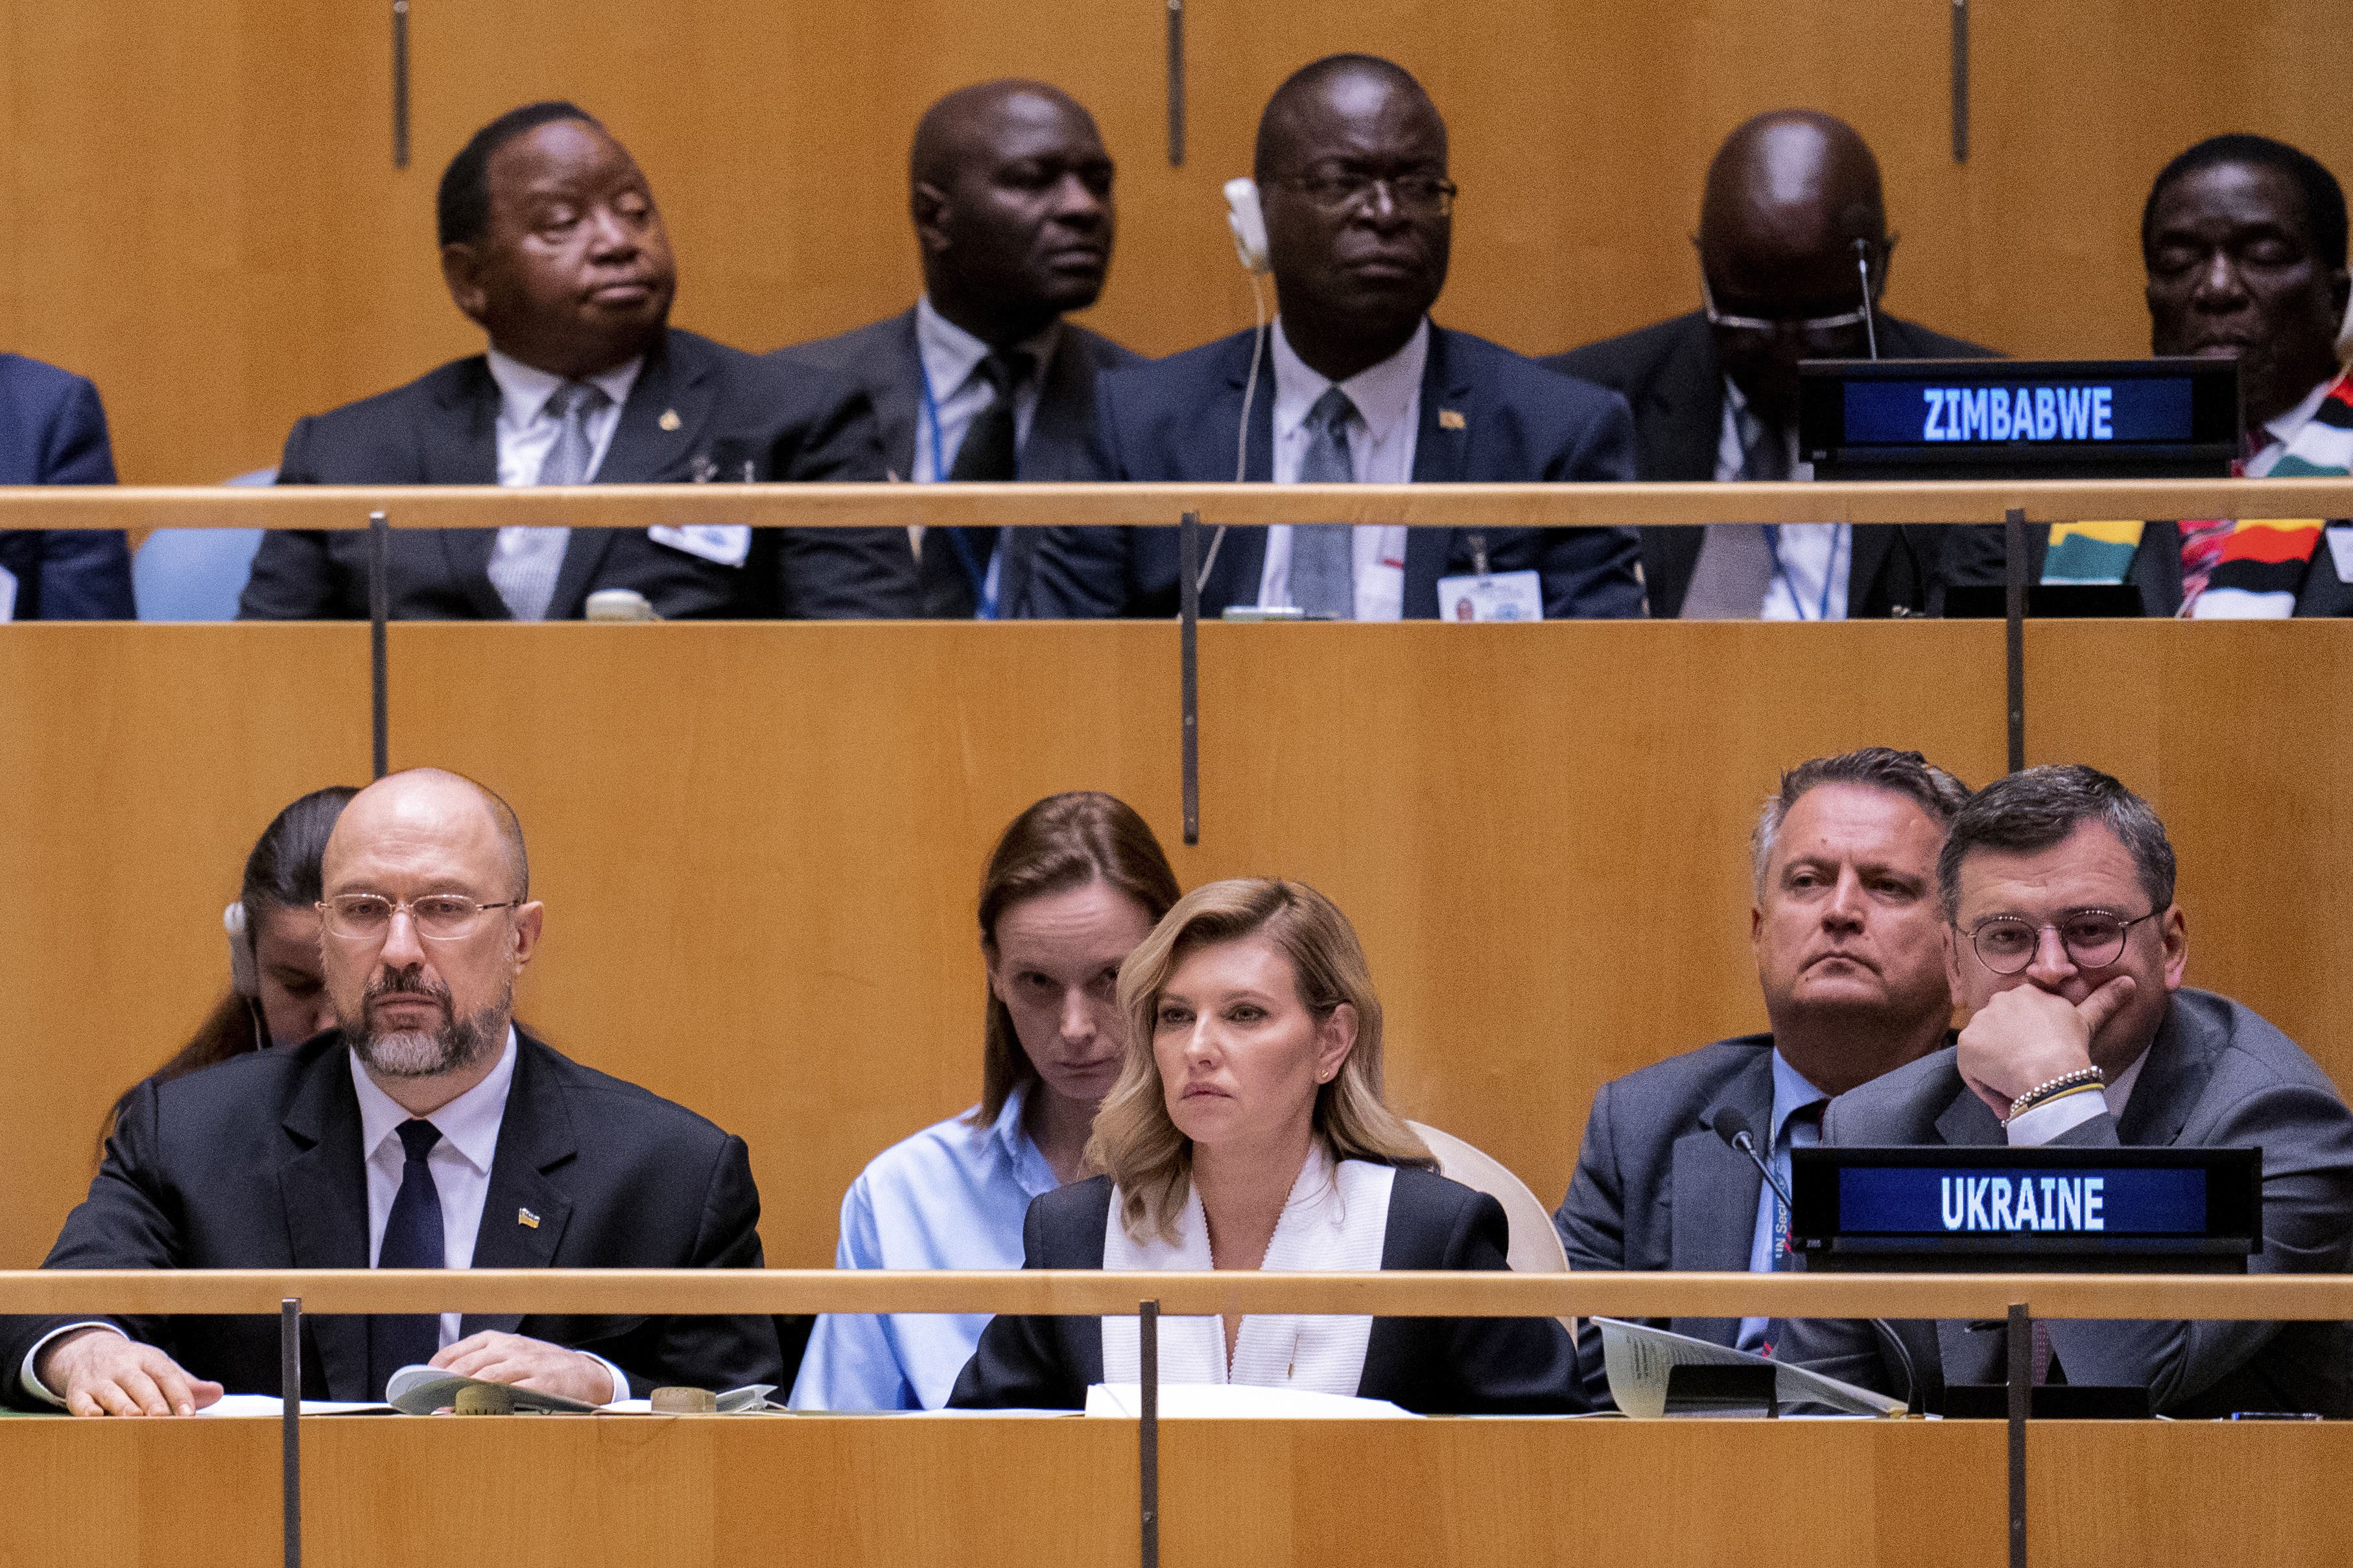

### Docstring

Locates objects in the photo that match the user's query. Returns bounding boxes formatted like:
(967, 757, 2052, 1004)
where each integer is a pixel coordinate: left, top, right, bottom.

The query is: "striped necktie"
(489, 380, 609, 621)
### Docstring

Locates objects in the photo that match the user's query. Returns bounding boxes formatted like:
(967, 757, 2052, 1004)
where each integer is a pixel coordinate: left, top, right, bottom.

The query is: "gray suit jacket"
(1553, 1035, 1777, 1405)
(1780, 988, 2353, 1416)
(773, 310, 1142, 617)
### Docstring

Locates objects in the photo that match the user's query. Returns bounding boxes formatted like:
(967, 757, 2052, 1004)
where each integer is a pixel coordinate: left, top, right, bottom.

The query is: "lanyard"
(916, 359, 999, 620)
(1762, 522, 1847, 622)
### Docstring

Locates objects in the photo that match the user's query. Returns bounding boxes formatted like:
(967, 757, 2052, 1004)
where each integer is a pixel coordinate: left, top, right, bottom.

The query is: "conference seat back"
(1406, 1121, 1574, 1338)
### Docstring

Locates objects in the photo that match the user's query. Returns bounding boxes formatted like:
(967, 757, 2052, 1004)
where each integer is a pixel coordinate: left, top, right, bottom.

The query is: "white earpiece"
(224, 902, 257, 998)
(1224, 178, 1271, 275)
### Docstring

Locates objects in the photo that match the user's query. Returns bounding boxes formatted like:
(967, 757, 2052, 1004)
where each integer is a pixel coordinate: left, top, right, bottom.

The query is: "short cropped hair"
(1752, 747, 1971, 895)
(1937, 764, 2177, 920)
(438, 100, 602, 248)
(1253, 54, 1433, 183)
(2143, 133, 2348, 274)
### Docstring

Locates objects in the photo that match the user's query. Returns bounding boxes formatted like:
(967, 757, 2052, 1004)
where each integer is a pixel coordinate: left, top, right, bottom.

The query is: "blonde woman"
(949, 878, 1581, 1413)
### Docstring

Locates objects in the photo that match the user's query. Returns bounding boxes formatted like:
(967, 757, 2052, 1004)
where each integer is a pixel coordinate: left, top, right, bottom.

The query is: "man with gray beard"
(3, 768, 781, 1413)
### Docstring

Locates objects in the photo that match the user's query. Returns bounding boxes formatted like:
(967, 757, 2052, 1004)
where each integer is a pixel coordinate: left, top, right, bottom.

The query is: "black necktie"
(923, 350, 1034, 618)
(367, 1118, 445, 1399)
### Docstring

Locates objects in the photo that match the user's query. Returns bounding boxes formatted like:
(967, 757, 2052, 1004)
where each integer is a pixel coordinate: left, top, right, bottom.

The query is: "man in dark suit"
(1549, 111, 1997, 619)
(241, 101, 912, 622)
(1554, 747, 1968, 1405)
(777, 80, 1138, 619)
(1024, 54, 1641, 620)
(1946, 135, 2353, 616)
(1783, 766, 2353, 1417)
(5, 768, 780, 1414)
(0, 352, 135, 618)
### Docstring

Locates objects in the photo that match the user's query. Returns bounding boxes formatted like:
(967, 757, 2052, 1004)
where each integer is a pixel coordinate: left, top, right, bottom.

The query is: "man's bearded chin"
(342, 966, 511, 1079)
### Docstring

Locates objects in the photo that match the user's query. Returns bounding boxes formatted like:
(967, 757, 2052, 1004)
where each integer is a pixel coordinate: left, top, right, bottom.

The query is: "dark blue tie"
(367, 1118, 445, 1399)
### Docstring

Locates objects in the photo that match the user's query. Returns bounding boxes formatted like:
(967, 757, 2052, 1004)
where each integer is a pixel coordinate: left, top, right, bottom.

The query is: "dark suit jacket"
(1021, 324, 1644, 620)
(774, 309, 1142, 618)
(240, 327, 915, 620)
(1780, 989, 2353, 1417)
(0, 1029, 784, 1407)
(1940, 518, 2353, 617)
(946, 1165, 1584, 1414)
(0, 352, 134, 618)
(1544, 311, 2000, 618)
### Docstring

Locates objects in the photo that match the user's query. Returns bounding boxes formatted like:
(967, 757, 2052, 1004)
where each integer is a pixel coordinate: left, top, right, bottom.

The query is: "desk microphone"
(1713, 1108, 1917, 1410)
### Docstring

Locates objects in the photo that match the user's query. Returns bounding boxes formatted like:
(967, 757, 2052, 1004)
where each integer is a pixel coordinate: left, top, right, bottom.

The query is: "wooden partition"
(3, 0, 2350, 482)
(5, 618, 2348, 1270)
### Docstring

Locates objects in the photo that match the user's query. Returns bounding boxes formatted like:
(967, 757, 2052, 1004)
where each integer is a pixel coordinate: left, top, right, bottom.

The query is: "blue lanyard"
(1762, 522, 1846, 622)
(916, 360, 999, 620)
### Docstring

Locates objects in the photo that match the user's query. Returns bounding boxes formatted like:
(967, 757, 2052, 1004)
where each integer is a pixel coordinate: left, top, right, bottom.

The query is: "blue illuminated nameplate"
(1835, 1165, 2206, 1235)
(1841, 379, 2195, 447)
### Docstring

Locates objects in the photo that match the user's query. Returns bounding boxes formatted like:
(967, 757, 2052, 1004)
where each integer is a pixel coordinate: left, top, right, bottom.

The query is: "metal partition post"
(368, 511, 390, 779)
(1139, 1300, 1160, 1568)
(1950, 0, 1970, 163)
(1164, 0, 1185, 166)
(2004, 506, 2026, 773)
(1179, 511, 1200, 845)
(281, 1298, 302, 1568)
(2007, 1301, 2029, 1568)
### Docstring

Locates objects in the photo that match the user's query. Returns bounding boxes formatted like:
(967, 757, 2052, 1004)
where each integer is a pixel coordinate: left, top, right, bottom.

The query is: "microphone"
(1714, 1108, 1918, 1411)
(1850, 237, 1881, 360)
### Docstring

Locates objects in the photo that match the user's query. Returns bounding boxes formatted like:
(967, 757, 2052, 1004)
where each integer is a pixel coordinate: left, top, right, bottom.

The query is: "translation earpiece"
(1224, 178, 1270, 275)
(224, 902, 258, 998)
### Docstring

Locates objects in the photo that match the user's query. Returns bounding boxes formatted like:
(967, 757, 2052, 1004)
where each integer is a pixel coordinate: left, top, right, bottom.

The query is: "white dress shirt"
(1257, 316, 1425, 621)
(910, 296, 1058, 484)
(485, 349, 640, 487)
(1714, 377, 1849, 621)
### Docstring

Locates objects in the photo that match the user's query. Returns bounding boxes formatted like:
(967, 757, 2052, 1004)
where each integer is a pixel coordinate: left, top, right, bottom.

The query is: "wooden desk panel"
(2, 1416, 2343, 1567)
(5, 621, 2347, 1273)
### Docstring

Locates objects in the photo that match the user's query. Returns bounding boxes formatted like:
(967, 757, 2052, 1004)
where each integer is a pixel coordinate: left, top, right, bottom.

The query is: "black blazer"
(1021, 324, 1644, 620)
(0, 351, 135, 618)
(0, 1029, 784, 1407)
(1544, 310, 2000, 617)
(947, 1165, 1584, 1414)
(774, 309, 1143, 618)
(239, 327, 917, 620)
(1939, 517, 2353, 617)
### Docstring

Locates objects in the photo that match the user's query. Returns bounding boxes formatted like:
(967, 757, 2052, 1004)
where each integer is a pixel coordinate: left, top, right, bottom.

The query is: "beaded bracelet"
(2005, 1065, 2106, 1124)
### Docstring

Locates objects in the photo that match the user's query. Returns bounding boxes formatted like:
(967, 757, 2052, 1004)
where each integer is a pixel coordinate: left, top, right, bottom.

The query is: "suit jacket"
(1780, 989, 2353, 1417)
(240, 327, 916, 620)
(1021, 324, 1644, 620)
(1544, 311, 2000, 618)
(0, 352, 134, 618)
(0, 1029, 784, 1407)
(774, 309, 1142, 617)
(1940, 518, 2353, 617)
(946, 1165, 1584, 1414)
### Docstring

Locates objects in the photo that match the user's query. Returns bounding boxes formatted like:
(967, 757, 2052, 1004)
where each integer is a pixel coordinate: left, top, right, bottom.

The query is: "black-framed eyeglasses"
(320, 893, 519, 944)
(1275, 172, 1457, 218)
(1959, 908, 2161, 976)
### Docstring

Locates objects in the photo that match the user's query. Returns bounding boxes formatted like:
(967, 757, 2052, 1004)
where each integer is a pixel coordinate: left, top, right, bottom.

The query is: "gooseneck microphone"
(1714, 1108, 1917, 1411)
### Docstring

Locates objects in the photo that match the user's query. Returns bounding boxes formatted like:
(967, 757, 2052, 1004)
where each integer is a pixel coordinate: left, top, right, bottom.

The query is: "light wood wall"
(3, 620, 2346, 1270)
(2, 1, 2350, 483)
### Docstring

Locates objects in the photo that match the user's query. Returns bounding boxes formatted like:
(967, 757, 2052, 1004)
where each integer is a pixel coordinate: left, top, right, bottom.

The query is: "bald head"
(908, 79, 1114, 345)
(327, 767, 528, 902)
(1696, 110, 1892, 421)
(1253, 54, 1443, 184)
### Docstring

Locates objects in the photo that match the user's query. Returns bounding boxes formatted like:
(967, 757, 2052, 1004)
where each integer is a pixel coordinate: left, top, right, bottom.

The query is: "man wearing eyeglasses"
(1023, 53, 1643, 620)
(3, 767, 783, 1414)
(1547, 110, 1997, 620)
(1782, 764, 2353, 1416)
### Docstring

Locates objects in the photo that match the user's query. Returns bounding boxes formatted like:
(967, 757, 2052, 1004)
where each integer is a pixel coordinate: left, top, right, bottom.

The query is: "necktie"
(489, 380, 609, 621)
(1289, 386, 1358, 619)
(1679, 407, 1791, 619)
(1769, 1099, 1827, 1270)
(367, 1117, 446, 1399)
(924, 351, 1034, 618)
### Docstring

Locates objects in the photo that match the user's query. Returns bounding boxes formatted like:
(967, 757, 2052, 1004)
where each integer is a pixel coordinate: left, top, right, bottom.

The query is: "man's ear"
(912, 181, 953, 258)
(442, 243, 490, 328)
(510, 901, 545, 972)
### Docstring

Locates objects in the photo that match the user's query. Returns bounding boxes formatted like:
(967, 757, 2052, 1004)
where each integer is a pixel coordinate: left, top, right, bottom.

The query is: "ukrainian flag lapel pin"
(517, 1208, 541, 1229)
(1437, 408, 1467, 431)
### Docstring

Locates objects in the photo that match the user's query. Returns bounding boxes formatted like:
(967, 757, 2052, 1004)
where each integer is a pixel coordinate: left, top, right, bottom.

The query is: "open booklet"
(1593, 1318, 1907, 1419)
(384, 1366, 780, 1415)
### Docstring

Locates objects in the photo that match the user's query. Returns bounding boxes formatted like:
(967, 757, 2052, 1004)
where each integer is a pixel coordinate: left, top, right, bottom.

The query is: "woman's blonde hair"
(1086, 878, 1433, 1241)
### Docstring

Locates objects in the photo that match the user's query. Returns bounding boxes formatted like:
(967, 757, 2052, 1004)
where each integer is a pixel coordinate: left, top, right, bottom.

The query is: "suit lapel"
(278, 1042, 374, 1399)
(1402, 327, 1472, 615)
(1205, 337, 1277, 609)
(1934, 1084, 2005, 1147)
(1669, 1049, 1775, 1343)
(462, 1034, 577, 1337)
(1021, 328, 1098, 482)
(877, 310, 923, 480)
(2116, 1001, 2202, 1145)
(1646, 318, 1731, 482)
(429, 362, 512, 619)
(541, 334, 709, 618)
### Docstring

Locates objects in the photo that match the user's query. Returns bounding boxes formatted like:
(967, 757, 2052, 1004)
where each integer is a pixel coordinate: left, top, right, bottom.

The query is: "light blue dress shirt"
(789, 1084, 1059, 1410)
(1737, 1049, 1832, 1352)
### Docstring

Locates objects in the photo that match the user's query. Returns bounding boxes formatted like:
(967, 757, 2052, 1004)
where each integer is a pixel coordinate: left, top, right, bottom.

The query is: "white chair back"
(1407, 1121, 1574, 1337)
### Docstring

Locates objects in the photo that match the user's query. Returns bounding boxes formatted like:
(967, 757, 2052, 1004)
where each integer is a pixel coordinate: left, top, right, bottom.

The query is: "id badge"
(648, 524, 752, 568)
(1436, 568, 1543, 622)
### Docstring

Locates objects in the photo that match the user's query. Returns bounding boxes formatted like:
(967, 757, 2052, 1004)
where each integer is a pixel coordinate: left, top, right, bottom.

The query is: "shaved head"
(327, 767, 528, 901)
(1253, 54, 1442, 184)
(912, 79, 1093, 190)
